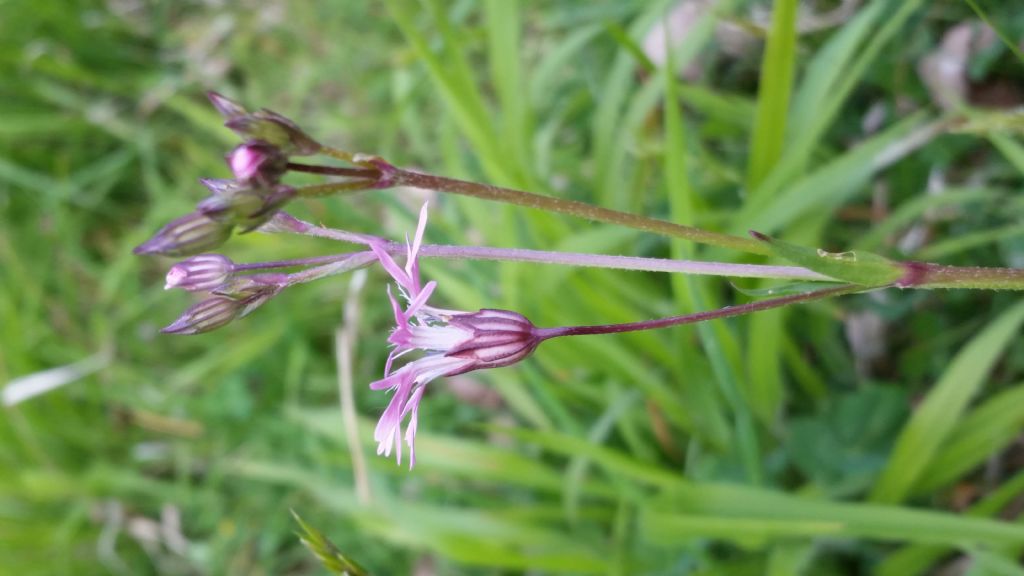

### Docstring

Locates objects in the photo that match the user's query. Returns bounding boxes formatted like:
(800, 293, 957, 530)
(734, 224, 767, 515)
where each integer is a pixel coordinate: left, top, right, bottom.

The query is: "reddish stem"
(286, 162, 380, 179)
(535, 285, 858, 340)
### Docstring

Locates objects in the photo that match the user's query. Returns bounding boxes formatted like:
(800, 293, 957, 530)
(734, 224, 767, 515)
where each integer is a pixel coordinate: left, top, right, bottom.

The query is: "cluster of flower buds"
(160, 253, 285, 334)
(134, 92, 321, 257)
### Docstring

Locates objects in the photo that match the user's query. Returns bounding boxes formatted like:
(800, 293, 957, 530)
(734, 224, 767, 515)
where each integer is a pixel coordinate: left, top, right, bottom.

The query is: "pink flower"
(368, 205, 540, 468)
(226, 141, 286, 185)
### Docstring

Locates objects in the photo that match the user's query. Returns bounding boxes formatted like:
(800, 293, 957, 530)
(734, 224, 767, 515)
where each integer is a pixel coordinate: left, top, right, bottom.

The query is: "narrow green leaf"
(871, 300, 1024, 503)
(732, 282, 836, 297)
(737, 113, 931, 234)
(758, 0, 924, 196)
(767, 542, 816, 576)
(915, 381, 1024, 494)
(878, 470, 1024, 576)
(753, 232, 902, 286)
(292, 511, 369, 576)
(854, 187, 1000, 251)
(663, 31, 759, 481)
(964, 547, 1024, 576)
(747, 0, 798, 189)
(642, 512, 844, 544)
(914, 222, 1024, 260)
(963, 0, 1024, 63)
(989, 133, 1024, 174)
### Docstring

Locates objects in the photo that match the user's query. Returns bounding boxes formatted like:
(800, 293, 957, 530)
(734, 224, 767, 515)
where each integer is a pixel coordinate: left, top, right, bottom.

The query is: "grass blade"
(870, 300, 1024, 504)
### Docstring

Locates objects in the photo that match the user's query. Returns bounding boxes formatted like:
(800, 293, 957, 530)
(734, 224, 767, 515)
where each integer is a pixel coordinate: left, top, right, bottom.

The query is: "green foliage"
(292, 511, 369, 576)
(755, 233, 904, 286)
(3, 1, 1024, 574)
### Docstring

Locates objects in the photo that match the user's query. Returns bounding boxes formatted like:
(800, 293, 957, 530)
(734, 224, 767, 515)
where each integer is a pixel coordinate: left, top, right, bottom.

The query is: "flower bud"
(198, 178, 246, 196)
(164, 254, 234, 292)
(225, 110, 321, 156)
(197, 184, 295, 233)
(213, 274, 286, 299)
(161, 296, 244, 335)
(161, 276, 282, 335)
(207, 91, 247, 120)
(227, 140, 287, 185)
(207, 92, 321, 155)
(197, 190, 263, 222)
(443, 309, 541, 375)
(134, 212, 234, 257)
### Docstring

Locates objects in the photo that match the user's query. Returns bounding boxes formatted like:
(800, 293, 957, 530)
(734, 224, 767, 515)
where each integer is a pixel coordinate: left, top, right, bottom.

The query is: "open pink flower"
(368, 204, 540, 468)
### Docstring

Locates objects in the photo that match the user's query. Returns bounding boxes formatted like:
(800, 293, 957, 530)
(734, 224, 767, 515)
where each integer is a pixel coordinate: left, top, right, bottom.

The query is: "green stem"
(314, 146, 768, 255)
(295, 180, 380, 197)
(392, 168, 770, 255)
(906, 263, 1024, 291)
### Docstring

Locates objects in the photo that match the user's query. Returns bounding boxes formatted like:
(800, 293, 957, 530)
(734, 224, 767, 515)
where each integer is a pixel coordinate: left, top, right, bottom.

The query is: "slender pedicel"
(231, 254, 355, 272)
(269, 214, 833, 282)
(286, 162, 380, 179)
(534, 284, 860, 341)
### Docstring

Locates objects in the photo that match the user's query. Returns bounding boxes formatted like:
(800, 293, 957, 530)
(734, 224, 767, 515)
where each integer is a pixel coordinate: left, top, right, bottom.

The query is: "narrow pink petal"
(404, 203, 429, 292)
(405, 281, 437, 319)
(394, 425, 403, 465)
(383, 350, 399, 377)
(386, 285, 407, 326)
(384, 347, 415, 377)
(369, 241, 411, 289)
(404, 387, 425, 470)
(373, 371, 414, 462)
(369, 370, 402, 391)
(411, 202, 429, 261)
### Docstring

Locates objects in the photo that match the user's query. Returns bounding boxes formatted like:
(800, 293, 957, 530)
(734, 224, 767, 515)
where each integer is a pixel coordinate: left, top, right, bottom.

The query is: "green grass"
(3, 0, 1024, 574)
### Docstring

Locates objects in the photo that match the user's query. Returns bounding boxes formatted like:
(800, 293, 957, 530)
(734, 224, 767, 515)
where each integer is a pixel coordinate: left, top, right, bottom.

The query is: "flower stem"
(287, 162, 380, 179)
(392, 168, 771, 256)
(294, 180, 381, 197)
(412, 244, 831, 281)
(535, 284, 859, 340)
(283, 252, 378, 285)
(233, 254, 353, 272)
(901, 262, 1024, 290)
(271, 215, 831, 281)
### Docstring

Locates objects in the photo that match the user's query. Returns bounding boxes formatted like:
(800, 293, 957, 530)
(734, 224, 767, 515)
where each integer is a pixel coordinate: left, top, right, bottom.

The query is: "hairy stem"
(392, 168, 771, 256)
(900, 262, 1024, 291)
(270, 215, 831, 281)
(412, 244, 829, 280)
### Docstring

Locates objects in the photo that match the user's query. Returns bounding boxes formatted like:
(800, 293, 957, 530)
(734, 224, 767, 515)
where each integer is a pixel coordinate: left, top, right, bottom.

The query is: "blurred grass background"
(2, 0, 1024, 574)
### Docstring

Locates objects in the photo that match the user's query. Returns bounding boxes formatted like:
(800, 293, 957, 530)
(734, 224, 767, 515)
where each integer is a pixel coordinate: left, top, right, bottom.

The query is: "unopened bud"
(212, 274, 284, 318)
(213, 274, 286, 299)
(161, 277, 282, 335)
(443, 309, 541, 375)
(207, 91, 247, 120)
(198, 178, 246, 196)
(161, 296, 244, 335)
(207, 92, 321, 155)
(134, 212, 234, 257)
(227, 140, 287, 185)
(225, 110, 321, 156)
(165, 254, 234, 292)
(197, 184, 295, 232)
